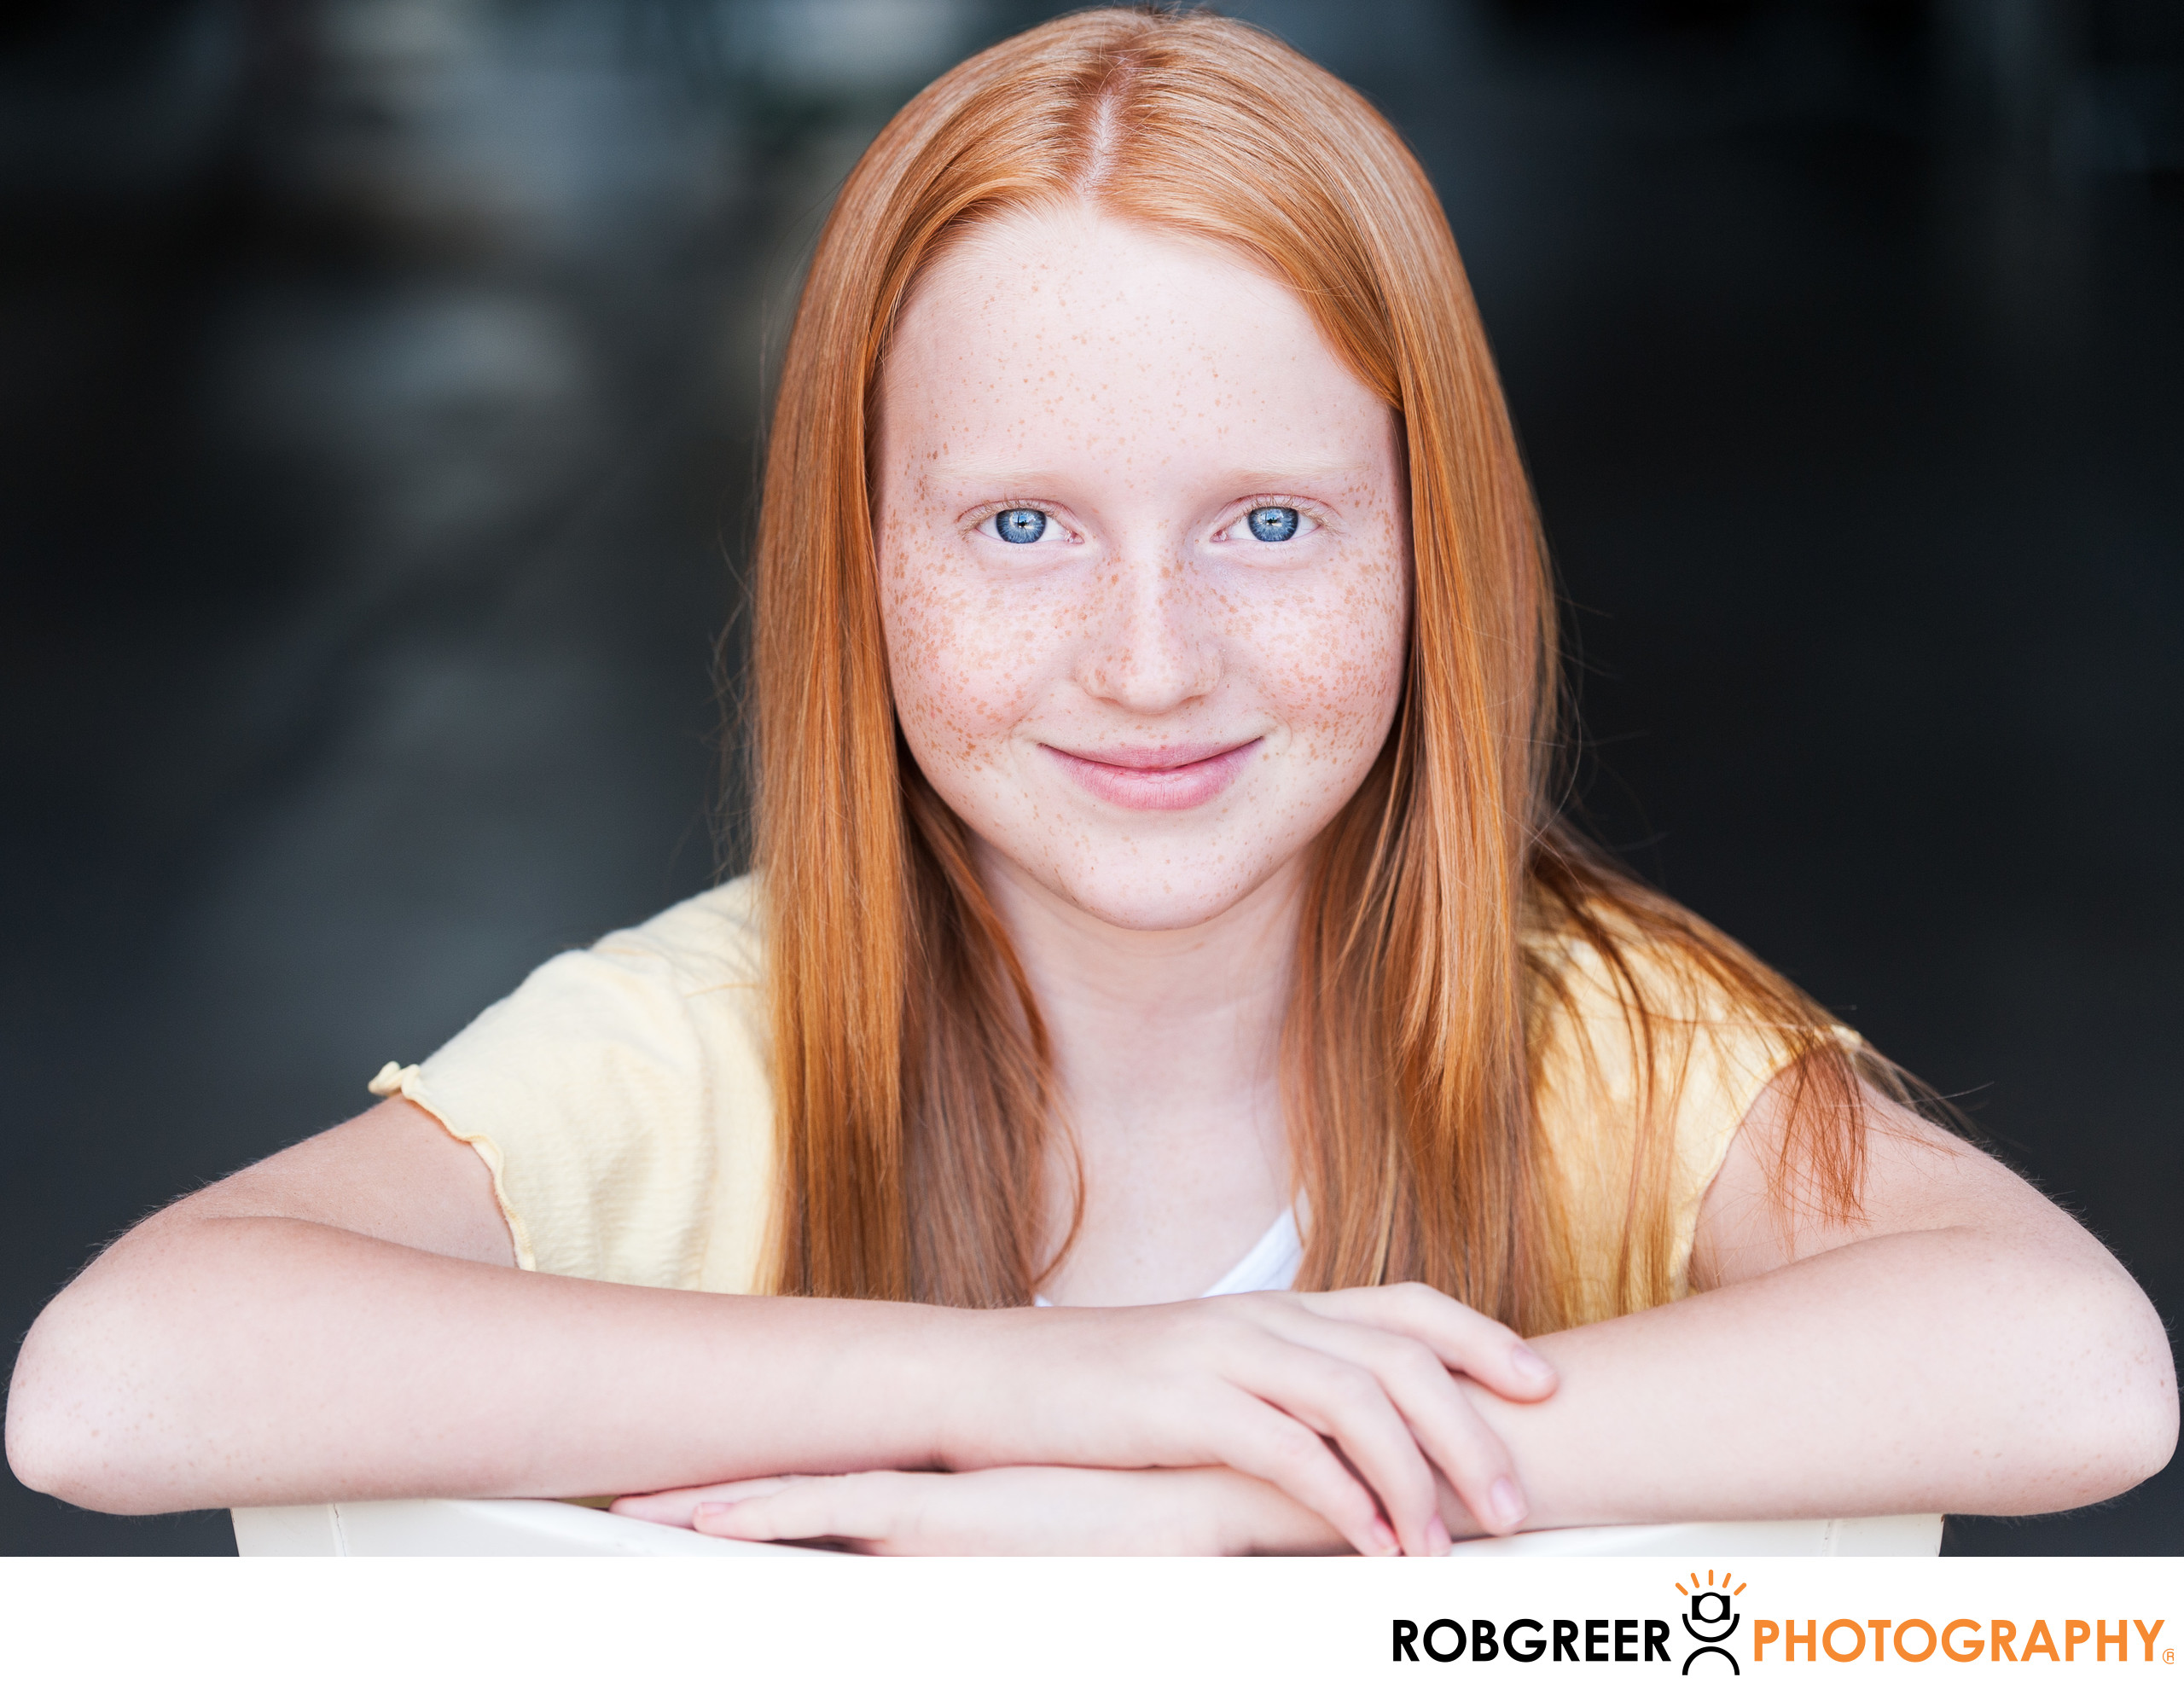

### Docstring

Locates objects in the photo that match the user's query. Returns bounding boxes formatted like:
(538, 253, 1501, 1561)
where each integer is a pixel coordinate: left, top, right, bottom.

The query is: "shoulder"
(590, 873, 768, 995)
(382, 874, 775, 1290)
(1521, 900, 1844, 1320)
(1522, 904, 1814, 1104)
(400, 874, 767, 1065)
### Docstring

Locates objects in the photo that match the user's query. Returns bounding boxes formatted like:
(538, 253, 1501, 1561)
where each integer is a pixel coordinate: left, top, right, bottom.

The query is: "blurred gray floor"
(3, 0, 2179, 1554)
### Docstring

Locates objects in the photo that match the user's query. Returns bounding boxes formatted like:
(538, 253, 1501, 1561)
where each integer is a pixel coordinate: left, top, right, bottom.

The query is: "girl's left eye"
(979, 508, 1054, 544)
(1222, 505, 1316, 543)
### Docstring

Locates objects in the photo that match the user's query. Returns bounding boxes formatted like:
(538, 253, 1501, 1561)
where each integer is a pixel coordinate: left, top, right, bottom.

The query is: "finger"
(1262, 1307, 1528, 1536)
(694, 1472, 902, 1551)
(1207, 1392, 1404, 1557)
(1163, 1312, 1431, 1554)
(1301, 1283, 1559, 1402)
(611, 1476, 799, 1528)
(1211, 1326, 1468, 1555)
(1299, 1283, 1556, 1399)
(1232, 1347, 1444, 1556)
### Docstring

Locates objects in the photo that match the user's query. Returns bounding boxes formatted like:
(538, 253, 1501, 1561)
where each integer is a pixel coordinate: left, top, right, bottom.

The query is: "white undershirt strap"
(1033, 1207, 1302, 1307)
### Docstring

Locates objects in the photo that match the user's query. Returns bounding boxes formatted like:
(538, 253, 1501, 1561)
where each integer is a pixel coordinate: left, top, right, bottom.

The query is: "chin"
(1039, 851, 1292, 934)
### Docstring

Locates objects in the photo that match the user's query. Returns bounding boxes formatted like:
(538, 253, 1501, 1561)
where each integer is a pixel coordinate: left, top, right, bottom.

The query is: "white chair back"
(233, 1498, 1942, 1558)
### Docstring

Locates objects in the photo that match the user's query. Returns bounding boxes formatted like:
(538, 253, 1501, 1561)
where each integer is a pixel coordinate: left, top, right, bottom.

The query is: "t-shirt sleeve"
(1530, 930, 1838, 1325)
(366, 884, 775, 1293)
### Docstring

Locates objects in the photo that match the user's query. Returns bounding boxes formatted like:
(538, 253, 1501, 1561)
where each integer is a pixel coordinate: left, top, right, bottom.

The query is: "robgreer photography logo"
(1393, 1568, 2172, 1671)
(1393, 1567, 1745, 1674)
(1677, 1571, 1744, 1674)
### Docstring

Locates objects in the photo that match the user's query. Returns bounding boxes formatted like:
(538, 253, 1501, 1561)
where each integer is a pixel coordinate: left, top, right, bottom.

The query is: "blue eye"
(996, 508, 1047, 544)
(1246, 506, 1300, 543)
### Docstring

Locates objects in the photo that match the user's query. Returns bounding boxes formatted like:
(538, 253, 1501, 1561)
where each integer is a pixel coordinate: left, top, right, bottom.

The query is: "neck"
(976, 846, 1302, 1157)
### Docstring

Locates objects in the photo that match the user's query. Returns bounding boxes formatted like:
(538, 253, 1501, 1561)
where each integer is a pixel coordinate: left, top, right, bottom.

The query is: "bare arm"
(1455, 1077, 2176, 1529)
(3, 1100, 1553, 1556)
(635, 1075, 2177, 1553)
(1318, 1078, 2172, 1541)
(3, 1101, 977, 1512)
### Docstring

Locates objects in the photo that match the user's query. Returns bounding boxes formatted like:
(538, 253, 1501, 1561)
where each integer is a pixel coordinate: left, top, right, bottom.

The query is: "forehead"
(879, 205, 1387, 466)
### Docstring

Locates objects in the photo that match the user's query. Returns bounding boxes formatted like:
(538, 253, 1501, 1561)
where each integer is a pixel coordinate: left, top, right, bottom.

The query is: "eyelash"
(967, 499, 1329, 545)
(1214, 500, 1326, 543)
(967, 501, 1073, 543)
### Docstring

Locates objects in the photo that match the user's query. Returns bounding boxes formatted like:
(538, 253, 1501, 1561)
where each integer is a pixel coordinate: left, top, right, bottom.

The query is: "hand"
(934, 1282, 1556, 1558)
(613, 1465, 1343, 1556)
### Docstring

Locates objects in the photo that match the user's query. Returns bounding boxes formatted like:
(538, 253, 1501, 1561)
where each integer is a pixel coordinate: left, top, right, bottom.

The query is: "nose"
(1073, 544, 1221, 715)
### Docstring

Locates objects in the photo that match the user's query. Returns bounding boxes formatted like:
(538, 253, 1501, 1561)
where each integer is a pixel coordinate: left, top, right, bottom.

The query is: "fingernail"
(1372, 1518, 1400, 1556)
(1491, 1477, 1528, 1531)
(1510, 1344, 1555, 1384)
(1427, 1516, 1454, 1556)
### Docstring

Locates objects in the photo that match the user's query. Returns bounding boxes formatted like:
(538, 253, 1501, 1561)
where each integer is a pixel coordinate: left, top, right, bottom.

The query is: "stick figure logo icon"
(1675, 1570, 1746, 1675)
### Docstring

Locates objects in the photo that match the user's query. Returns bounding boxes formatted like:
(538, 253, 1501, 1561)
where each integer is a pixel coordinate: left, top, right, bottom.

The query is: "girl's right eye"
(990, 508, 1048, 544)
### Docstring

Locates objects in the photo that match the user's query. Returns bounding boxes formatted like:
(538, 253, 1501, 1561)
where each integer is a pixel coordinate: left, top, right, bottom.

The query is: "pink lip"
(1042, 739, 1261, 811)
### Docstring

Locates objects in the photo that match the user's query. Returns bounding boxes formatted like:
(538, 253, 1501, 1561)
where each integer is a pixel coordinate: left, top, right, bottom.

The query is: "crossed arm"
(621, 1078, 2179, 1552)
(6, 1075, 2174, 1554)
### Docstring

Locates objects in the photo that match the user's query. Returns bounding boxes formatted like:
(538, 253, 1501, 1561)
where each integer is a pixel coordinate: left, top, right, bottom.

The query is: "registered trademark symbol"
(2163, 1648, 2174, 1664)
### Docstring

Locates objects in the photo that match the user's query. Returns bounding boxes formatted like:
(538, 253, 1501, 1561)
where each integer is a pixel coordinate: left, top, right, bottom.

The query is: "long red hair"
(752, 6, 1887, 1331)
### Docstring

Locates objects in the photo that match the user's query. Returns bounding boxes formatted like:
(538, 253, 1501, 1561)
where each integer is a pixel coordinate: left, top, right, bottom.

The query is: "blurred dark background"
(2, 0, 2176, 1555)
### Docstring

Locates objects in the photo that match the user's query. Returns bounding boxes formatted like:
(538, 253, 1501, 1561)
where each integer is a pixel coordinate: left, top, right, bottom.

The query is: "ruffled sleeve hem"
(369, 1059, 540, 1273)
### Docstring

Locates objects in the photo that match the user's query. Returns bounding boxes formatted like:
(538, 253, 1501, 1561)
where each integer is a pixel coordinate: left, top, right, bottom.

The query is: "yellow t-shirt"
(369, 875, 1808, 1323)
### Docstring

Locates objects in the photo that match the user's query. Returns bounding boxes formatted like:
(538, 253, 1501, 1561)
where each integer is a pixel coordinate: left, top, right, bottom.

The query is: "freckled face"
(873, 206, 1409, 932)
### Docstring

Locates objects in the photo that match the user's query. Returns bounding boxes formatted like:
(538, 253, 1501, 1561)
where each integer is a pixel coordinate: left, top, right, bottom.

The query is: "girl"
(7, 9, 2173, 1557)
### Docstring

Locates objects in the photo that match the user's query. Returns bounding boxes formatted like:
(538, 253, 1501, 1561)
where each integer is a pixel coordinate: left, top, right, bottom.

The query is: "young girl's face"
(874, 205, 1409, 932)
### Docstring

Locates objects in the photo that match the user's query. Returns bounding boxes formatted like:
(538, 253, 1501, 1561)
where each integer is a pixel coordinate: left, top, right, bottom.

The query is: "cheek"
(878, 537, 1048, 771)
(1258, 542, 1409, 763)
